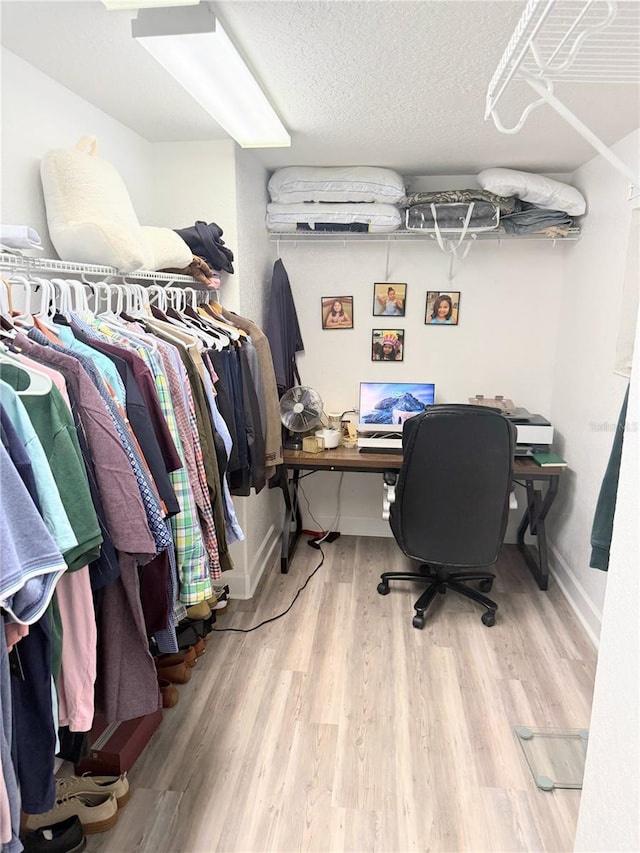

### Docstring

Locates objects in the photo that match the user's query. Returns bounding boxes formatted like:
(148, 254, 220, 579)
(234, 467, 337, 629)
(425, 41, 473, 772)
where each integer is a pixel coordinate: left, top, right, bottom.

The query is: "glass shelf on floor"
(515, 726, 589, 791)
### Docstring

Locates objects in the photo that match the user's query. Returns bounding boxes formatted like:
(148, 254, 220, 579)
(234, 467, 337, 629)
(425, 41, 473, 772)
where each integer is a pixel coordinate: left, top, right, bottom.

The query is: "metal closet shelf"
(268, 227, 581, 244)
(0, 252, 200, 285)
(485, 0, 640, 196)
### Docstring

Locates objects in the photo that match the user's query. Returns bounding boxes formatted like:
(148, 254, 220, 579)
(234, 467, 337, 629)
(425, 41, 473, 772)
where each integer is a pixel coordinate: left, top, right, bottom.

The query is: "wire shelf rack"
(0, 252, 199, 285)
(268, 228, 581, 244)
(485, 0, 640, 195)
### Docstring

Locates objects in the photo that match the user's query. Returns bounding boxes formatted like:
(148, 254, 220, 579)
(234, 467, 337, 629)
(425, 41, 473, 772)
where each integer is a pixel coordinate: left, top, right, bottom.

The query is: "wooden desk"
(280, 446, 564, 590)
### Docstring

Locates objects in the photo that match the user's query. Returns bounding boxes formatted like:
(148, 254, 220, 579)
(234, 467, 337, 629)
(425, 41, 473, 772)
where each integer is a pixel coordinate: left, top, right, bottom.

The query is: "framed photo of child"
(425, 291, 460, 325)
(373, 283, 406, 317)
(322, 296, 354, 330)
(371, 329, 404, 361)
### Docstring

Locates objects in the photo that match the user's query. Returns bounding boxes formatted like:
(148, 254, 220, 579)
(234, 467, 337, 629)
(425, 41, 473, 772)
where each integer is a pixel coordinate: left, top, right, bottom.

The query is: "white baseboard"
(548, 544, 602, 649)
(225, 523, 281, 600)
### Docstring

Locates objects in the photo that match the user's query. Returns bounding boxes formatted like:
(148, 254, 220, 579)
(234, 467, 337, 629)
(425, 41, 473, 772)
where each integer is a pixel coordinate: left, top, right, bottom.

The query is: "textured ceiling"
(1, 0, 639, 175)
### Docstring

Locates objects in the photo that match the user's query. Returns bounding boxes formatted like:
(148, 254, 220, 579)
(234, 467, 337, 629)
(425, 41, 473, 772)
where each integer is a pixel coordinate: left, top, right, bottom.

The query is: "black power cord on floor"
(213, 471, 344, 634)
(211, 546, 326, 634)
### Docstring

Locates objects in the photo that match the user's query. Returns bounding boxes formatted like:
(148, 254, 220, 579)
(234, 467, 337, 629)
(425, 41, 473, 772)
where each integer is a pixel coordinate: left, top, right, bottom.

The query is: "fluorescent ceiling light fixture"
(103, 1, 199, 10)
(132, 2, 290, 148)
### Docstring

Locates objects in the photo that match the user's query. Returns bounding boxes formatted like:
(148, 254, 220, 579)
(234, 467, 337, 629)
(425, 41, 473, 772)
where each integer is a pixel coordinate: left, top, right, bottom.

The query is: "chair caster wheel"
(481, 610, 496, 627)
(412, 613, 425, 629)
(479, 579, 493, 593)
(377, 581, 390, 595)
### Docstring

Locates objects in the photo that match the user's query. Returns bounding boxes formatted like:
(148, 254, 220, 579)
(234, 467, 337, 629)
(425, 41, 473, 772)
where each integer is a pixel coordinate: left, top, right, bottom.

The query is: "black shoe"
(22, 816, 86, 853)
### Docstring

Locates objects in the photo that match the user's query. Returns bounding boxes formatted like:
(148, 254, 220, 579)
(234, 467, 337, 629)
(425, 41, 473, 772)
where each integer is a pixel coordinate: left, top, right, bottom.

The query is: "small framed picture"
(372, 329, 404, 361)
(373, 283, 406, 317)
(321, 296, 354, 330)
(425, 291, 460, 325)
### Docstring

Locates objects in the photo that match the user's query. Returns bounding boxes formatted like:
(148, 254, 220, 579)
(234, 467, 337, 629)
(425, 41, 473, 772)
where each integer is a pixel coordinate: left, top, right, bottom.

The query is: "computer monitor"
(358, 382, 436, 433)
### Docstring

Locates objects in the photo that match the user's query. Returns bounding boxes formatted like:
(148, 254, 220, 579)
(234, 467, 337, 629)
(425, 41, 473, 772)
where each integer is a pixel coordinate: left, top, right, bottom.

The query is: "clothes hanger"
(161, 292, 226, 349)
(7, 274, 34, 326)
(0, 346, 52, 395)
(99, 282, 161, 353)
(50, 277, 76, 318)
(147, 284, 168, 314)
(196, 303, 245, 340)
(0, 276, 13, 315)
(29, 276, 59, 329)
(96, 281, 124, 322)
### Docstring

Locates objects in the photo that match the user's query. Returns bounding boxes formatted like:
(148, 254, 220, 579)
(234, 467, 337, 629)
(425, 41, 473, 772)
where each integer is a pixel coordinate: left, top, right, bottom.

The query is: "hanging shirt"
(0, 443, 66, 625)
(25, 328, 171, 555)
(85, 317, 214, 600)
(0, 387, 77, 556)
(265, 258, 304, 396)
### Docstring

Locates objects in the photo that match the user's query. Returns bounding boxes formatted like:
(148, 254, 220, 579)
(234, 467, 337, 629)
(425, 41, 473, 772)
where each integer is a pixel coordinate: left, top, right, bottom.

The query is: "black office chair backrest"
(390, 404, 515, 568)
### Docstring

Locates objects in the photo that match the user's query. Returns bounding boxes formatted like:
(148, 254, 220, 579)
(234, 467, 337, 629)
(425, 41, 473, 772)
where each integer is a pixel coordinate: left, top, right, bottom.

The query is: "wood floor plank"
(85, 539, 596, 852)
(85, 789, 183, 853)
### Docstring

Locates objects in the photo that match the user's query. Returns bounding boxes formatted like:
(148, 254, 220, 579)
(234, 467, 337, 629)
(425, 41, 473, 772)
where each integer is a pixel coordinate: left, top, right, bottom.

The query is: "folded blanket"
(401, 189, 521, 215)
(500, 203, 573, 235)
(0, 224, 43, 250)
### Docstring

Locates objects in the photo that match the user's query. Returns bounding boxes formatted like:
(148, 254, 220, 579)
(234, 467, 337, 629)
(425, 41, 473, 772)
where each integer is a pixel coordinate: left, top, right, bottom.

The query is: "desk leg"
(516, 476, 559, 591)
(280, 468, 302, 573)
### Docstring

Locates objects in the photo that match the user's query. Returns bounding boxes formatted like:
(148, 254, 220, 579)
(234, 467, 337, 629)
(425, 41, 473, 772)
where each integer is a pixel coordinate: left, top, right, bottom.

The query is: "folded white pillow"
(141, 227, 193, 271)
(267, 202, 402, 233)
(477, 168, 586, 216)
(269, 166, 405, 204)
(41, 136, 153, 273)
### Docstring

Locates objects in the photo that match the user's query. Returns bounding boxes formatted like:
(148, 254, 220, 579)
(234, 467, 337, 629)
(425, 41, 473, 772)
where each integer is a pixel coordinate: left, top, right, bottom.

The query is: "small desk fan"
(280, 386, 325, 450)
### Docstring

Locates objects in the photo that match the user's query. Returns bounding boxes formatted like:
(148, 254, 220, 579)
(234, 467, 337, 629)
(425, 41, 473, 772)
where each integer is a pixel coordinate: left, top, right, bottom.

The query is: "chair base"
(377, 565, 498, 628)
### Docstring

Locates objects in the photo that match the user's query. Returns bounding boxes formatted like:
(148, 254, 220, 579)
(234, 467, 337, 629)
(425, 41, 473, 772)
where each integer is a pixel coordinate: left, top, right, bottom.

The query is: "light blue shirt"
(0, 379, 77, 555)
(55, 323, 127, 407)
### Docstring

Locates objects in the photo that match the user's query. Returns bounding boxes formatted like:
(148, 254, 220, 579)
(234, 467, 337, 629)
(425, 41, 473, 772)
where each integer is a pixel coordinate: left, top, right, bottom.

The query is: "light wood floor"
(87, 538, 597, 853)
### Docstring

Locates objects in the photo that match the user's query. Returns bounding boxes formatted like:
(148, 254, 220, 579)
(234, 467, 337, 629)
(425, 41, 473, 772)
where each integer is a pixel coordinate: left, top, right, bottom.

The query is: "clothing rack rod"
(0, 252, 198, 285)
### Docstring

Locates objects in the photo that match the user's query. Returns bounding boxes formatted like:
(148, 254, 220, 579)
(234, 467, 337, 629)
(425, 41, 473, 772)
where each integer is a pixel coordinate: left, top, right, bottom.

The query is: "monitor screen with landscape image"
(358, 382, 436, 433)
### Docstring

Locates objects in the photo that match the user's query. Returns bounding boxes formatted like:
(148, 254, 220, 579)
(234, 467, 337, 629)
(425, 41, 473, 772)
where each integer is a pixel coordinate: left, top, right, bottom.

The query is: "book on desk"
(531, 451, 568, 468)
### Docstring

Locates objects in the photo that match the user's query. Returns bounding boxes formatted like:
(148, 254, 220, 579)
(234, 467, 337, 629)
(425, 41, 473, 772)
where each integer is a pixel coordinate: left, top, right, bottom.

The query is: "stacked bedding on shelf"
(477, 168, 585, 236)
(401, 170, 586, 238)
(266, 166, 404, 233)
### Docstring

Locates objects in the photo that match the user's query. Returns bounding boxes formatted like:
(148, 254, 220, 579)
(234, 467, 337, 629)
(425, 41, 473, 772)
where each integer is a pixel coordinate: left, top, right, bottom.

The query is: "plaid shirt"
(152, 339, 222, 580)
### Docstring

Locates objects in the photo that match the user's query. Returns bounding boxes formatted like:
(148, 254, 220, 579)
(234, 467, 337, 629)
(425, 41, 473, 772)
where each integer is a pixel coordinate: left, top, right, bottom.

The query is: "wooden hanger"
(0, 277, 14, 315)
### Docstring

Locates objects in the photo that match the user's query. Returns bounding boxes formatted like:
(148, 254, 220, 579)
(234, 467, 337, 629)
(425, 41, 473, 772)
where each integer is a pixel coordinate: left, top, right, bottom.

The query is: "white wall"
(275, 231, 564, 536)
(548, 129, 639, 643)
(0, 48, 154, 252)
(574, 317, 639, 852)
(149, 140, 239, 311)
(570, 131, 639, 852)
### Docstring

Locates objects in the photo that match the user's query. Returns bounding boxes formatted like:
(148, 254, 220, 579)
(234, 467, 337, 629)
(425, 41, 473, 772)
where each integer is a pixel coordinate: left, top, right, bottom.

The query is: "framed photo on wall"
(321, 296, 354, 329)
(425, 291, 460, 325)
(373, 283, 406, 317)
(372, 329, 404, 361)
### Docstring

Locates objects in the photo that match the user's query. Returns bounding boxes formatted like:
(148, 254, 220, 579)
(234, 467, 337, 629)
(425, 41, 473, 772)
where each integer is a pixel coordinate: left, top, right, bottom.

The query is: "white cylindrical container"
(315, 429, 340, 449)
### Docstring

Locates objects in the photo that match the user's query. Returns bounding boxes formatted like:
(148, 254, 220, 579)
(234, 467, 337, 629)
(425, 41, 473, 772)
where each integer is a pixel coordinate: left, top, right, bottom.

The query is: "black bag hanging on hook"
(174, 221, 234, 274)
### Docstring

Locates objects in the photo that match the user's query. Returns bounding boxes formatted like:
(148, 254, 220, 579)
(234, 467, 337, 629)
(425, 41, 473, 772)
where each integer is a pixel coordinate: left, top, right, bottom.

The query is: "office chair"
(377, 404, 515, 628)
